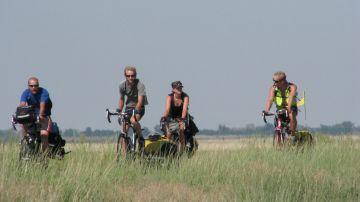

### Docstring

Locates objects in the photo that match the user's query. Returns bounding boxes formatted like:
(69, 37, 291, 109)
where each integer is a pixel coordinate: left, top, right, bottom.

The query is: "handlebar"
(106, 109, 128, 123)
(11, 115, 41, 131)
(262, 110, 275, 124)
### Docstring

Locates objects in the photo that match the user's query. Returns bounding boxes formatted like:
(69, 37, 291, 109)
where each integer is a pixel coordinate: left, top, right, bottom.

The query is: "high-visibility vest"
(274, 84, 297, 109)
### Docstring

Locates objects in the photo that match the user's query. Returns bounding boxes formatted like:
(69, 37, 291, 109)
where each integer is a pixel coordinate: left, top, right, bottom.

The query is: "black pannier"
(49, 122, 66, 147)
(14, 106, 37, 124)
(186, 115, 199, 136)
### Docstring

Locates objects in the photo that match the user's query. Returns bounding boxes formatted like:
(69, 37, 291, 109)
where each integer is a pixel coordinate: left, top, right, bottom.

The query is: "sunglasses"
(126, 74, 136, 78)
(28, 84, 39, 88)
(273, 79, 284, 83)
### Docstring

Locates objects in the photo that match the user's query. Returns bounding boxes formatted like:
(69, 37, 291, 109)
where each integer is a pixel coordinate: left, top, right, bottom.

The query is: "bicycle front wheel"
(273, 131, 285, 149)
(116, 132, 128, 162)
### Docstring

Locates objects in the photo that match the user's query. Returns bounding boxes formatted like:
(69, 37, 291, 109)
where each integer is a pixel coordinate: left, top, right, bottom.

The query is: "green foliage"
(0, 136, 359, 201)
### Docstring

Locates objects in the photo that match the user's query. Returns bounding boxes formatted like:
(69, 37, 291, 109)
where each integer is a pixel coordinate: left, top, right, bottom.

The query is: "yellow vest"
(274, 85, 297, 109)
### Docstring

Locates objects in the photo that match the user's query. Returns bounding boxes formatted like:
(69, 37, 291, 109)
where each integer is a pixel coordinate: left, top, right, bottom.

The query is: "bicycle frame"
(12, 119, 67, 161)
(118, 113, 137, 152)
(263, 110, 314, 149)
(262, 110, 290, 148)
(106, 109, 139, 159)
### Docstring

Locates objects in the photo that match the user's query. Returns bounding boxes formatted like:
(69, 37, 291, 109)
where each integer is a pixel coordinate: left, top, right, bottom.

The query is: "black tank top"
(169, 92, 188, 118)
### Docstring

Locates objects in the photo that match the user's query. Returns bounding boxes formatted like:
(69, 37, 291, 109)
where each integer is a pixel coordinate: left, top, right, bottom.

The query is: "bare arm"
(182, 96, 189, 119)
(265, 86, 275, 112)
(136, 95, 144, 111)
(19, 102, 27, 107)
(163, 96, 172, 117)
(118, 97, 124, 112)
(287, 84, 297, 112)
(39, 102, 46, 118)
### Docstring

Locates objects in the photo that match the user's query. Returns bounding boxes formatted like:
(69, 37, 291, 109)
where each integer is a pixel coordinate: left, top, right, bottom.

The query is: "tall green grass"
(0, 135, 359, 201)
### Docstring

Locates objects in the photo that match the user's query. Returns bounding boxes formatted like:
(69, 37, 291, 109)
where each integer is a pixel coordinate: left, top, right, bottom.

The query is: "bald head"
(273, 71, 287, 82)
(28, 77, 39, 85)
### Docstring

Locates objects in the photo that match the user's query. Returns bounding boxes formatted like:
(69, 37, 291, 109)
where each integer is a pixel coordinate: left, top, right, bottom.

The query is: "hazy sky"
(1, 0, 359, 131)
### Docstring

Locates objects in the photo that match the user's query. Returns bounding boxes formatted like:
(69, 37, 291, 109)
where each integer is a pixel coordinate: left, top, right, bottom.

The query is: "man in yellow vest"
(264, 71, 298, 135)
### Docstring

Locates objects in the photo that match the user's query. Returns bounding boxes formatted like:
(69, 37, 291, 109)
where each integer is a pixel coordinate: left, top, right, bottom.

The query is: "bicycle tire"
(116, 132, 128, 162)
(19, 138, 41, 161)
(273, 130, 285, 149)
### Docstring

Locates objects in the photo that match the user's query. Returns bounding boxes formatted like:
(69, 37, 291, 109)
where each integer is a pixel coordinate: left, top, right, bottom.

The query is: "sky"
(1, 0, 359, 131)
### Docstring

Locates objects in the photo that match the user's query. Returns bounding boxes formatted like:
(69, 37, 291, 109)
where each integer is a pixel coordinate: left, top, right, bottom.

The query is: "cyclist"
(264, 71, 298, 136)
(161, 81, 189, 152)
(19, 77, 53, 152)
(118, 66, 148, 149)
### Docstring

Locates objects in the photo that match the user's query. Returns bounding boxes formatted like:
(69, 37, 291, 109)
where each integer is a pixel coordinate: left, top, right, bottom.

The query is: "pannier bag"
(187, 117, 199, 136)
(49, 122, 66, 147)
(14, 106, 36, 124)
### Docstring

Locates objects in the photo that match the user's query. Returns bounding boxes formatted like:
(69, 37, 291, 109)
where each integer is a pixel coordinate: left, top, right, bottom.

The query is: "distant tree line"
(0, 121, 359, 141)
(199, 121, 360, 136)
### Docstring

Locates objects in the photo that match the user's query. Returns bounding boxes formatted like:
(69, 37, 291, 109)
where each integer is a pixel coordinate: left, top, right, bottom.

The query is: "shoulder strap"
(169, 93, 174, 103)
(134, 79, 139, 87)
(181, 92, 187, 100)
(286, 83, 293, 93)
(273, 86, 280, 96)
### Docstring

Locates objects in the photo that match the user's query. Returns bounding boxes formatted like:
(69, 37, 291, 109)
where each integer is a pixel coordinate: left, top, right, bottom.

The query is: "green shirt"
(119, 79, 148, 108)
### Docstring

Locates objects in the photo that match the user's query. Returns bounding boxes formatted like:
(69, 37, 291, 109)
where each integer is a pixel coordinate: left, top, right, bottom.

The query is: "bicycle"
(106, 109, 144, 162)
(160, 118, 198, 158)
(262, 110, 314, 149)
(12, 106, 67, 162)
(262, 109, 290, 149)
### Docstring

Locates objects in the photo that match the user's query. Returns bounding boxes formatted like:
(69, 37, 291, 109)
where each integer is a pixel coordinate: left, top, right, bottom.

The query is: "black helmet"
(171, 81, 183, 88)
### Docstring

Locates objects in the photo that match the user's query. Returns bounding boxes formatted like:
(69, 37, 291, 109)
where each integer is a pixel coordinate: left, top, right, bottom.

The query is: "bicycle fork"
(131, 132, 136, 152)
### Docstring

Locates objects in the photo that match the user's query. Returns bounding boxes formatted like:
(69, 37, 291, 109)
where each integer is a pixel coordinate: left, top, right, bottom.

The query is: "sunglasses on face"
(126, 74, 136, 78)
(173, 87, 183, 91)
(28, 84, 39, 88)
(273, 79, 284, 84)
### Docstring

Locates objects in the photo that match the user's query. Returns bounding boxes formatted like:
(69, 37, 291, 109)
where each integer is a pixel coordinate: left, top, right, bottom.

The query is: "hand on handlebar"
(106, 108, 129, 123)
(262, 110, 275, 124)
(160, 116, 167, 123)
(38, 115, 45, 120)
(262, 110, 275, 116)
(178, 117, 187, 124)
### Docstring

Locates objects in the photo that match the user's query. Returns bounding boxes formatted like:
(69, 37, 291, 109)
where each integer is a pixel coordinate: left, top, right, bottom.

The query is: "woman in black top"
(162, 81, 189, 152)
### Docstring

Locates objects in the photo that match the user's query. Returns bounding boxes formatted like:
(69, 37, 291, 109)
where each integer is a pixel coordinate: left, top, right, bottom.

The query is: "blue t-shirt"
(20, 88, 52, 116)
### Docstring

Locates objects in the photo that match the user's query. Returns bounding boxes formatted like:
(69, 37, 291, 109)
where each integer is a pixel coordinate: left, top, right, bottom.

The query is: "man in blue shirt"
(20, 77, 53, 151)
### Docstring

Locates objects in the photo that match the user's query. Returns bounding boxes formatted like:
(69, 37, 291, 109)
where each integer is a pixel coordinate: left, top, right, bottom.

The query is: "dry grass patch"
(198, 136, 271, 151)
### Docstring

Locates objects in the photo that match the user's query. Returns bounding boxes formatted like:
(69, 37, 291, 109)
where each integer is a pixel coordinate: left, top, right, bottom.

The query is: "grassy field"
(0, 135, 359, 201)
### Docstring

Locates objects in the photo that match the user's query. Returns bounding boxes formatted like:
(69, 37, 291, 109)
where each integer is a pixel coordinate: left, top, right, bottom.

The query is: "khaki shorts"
(166, 119, 185, 135)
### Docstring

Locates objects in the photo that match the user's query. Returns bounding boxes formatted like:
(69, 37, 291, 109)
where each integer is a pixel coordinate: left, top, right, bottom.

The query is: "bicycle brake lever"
(11, 116, 17, 131)
(262, 111, 267, 124)
(106, 109, 111, 123)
